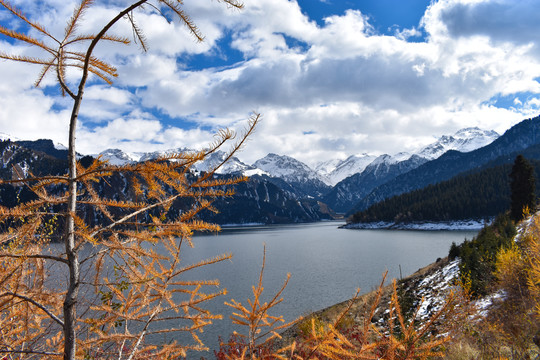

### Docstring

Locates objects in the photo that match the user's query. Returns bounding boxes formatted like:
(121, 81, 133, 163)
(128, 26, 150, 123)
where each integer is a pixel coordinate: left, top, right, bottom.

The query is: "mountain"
(192, 150, 255, 175)
(0, 139, 328, 225)
(321, 126, 500, 214)
(97, 147, 255, 175)
(0, 140, 68, 208)
(417, 127, 499, 160)
(322, 154, 428, 213)
(0, 122, 507, 220)
(198, 175, 334, 224)
(315, 153, 377, 186)
(15, 139, 69, 160)
(348, 153, 540, 225)
(96, 148, 193, 165)
(352, 116, 540, 214)
(98, 148, 140, 165)
(253, 153, 331, 198)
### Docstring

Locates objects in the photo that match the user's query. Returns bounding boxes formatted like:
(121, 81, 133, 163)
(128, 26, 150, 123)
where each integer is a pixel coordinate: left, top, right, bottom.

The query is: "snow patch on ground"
(513, 211, 540, 242)
(415, 260, 460, 320)
(412, 260, 506, 321)
(343, 220, 489, 231)
(473, 290, 506, 319)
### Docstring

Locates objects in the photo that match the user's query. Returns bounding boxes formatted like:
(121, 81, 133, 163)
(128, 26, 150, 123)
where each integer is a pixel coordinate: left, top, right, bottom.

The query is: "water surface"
(48, 221, 477, 353)
(173, 221, 477, 352)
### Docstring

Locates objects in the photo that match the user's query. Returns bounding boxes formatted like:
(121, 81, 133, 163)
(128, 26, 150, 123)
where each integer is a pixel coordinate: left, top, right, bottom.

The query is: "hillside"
(273, 212, 540, 359)
(347, 156, 540, 225)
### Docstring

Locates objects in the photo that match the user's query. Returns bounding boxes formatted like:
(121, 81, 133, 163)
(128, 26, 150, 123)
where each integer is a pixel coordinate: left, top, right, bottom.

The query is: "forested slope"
(348, 159, 540, 224)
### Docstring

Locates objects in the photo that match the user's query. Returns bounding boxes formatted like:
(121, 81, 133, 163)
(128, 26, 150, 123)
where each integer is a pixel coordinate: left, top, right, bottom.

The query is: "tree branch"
(0, 349, 62, 356)
(0, 253, 68, 264)
(1, 291, 64, 327)
(126, 307, 159, 360)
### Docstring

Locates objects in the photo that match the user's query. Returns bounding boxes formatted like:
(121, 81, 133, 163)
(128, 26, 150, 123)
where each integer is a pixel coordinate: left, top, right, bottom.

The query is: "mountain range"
(95, 126, 499, 196)
(1, 116, 539, 225)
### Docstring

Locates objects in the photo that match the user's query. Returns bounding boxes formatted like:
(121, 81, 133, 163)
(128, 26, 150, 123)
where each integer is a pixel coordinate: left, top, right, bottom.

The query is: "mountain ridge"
(351, 116, 540, 214)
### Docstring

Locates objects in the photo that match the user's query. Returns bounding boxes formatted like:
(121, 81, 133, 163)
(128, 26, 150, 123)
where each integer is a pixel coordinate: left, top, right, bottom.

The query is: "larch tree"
(0, 0, 258, 359)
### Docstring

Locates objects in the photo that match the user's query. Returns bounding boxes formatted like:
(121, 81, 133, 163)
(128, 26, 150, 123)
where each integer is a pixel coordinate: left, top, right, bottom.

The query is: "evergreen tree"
(510, 155, 536, 221)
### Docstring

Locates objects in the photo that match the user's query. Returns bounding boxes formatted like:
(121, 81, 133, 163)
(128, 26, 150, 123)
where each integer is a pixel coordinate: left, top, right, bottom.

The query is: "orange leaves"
(0, 0, 121, 94)
(0, 0, 255, 357)
(219, 265, 457, 360)
(224, 246, 300, 359)
(0, 253, 64, 358)
(0, 115, 258, 358)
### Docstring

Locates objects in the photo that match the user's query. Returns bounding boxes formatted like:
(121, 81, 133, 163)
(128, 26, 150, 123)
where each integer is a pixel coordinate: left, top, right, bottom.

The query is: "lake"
(160, 221, 478, 353)
(46, 221, 477, 354)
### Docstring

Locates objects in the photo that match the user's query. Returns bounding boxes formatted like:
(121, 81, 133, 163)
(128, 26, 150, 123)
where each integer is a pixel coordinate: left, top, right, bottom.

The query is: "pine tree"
(510, 155, 536, 221)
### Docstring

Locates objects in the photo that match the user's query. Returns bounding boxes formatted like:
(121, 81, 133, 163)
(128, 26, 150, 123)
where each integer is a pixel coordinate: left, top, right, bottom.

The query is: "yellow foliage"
(525, 219, 540, 318)
(495, 242, 526, 293)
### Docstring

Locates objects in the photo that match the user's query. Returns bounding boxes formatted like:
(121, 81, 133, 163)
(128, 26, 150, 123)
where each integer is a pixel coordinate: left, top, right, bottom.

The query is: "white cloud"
(1, 0, 540, 166)
(76, 113, 218, 155)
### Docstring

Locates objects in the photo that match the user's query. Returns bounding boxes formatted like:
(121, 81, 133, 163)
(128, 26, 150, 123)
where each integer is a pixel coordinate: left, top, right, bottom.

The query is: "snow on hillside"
(192, 150, 253, 174)
(315, 154, 377, 186)
(253, 153, 326, 183)
(0, 133, 19, 141)
(418, 127, 499, 160)
(243, 168, 269, 177)
(343, 219, 487, 230)
(97, 149, 143, 165)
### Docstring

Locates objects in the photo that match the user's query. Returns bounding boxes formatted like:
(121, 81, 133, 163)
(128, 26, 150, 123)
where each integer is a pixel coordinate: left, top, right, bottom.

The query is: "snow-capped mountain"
(354, 118, 538, 213)
(97, 149, 142, 165)
(0, 132, 19, 141)
(96, 147, 253, 175)
(253, 153, 330, 198)
(315, 153, 377, 186)
(254, 153, 325, 183)
(320, 128, 498, 213)
(313, 127, 498, 187)
(192, 150, 254, 174)
(418, 127, 499, 160)
(322, 154, 428, 213)
(138, 148, 190, 162)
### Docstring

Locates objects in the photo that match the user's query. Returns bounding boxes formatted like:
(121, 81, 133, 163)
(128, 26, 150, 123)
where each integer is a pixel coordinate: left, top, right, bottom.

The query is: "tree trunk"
(63, 93, 82, 360)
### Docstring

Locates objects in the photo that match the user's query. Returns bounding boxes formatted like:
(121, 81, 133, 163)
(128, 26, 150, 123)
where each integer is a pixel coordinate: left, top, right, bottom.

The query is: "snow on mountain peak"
(0, 133, 19, 141)
(96, 147, 251, 173)
(54, 142, 68, 151)
(418, 127, 499, 160)
(193, 150, 253, 174)
(253, 153, 325, 183)
(97, 149, 140, 165)
(315, 153, 377, 186)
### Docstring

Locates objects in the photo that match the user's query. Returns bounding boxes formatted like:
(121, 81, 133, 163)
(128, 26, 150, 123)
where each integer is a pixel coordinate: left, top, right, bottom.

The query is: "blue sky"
(1, 0, 540, 165)
(298, 0, 431, 33)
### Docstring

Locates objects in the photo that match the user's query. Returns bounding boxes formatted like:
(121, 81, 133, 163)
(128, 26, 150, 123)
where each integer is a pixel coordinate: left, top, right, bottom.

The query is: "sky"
(1, 0, 540, 166)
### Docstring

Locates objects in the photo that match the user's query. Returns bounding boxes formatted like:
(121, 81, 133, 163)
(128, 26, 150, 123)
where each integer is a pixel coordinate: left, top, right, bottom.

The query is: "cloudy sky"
(1, 0, 540, 166)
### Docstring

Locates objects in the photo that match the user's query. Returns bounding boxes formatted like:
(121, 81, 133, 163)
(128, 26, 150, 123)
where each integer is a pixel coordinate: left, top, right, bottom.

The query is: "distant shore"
(341, 219, 490, 231)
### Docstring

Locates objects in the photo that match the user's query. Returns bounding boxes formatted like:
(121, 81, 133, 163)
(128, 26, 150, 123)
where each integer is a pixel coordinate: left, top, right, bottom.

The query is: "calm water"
(165, 221, 477, 352)
(49, 221, 477, 354)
